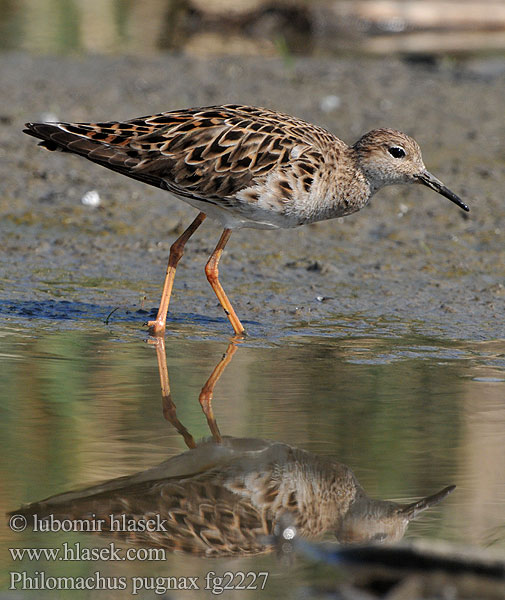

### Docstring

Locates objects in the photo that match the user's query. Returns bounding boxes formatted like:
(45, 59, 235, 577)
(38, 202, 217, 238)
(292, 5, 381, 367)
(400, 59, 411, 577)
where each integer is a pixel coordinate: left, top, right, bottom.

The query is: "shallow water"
(1, 312, 504, 597)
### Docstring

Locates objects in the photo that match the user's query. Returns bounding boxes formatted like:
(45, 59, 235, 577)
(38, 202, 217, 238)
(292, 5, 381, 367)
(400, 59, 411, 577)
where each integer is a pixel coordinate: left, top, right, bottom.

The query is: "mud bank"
(1, 53, 504, 340)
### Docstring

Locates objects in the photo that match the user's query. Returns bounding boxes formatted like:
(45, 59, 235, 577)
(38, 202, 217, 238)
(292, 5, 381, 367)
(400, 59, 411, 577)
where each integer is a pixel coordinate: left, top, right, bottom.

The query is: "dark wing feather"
(23, 121, 165, 190)
(24, 105, 335, 203)
(14, 472, 272, 557)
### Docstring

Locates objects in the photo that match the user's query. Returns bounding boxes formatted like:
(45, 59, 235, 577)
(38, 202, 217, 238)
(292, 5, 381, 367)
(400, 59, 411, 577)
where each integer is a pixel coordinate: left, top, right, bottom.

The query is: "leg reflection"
(198, 342, 239, 443)
(151, 337, 196, 449)
(151, 337, 241, 445)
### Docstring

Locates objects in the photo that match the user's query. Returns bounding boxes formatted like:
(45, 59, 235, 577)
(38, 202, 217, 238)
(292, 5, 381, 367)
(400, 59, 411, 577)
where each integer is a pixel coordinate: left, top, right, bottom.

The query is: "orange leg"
(205, 229, 245, 335)
(148, 212, 206, 336)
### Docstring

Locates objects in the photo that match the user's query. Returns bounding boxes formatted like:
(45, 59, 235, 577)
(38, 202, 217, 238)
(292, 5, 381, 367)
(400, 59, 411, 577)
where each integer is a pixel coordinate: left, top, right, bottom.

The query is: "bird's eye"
(388, 146, 406, 159)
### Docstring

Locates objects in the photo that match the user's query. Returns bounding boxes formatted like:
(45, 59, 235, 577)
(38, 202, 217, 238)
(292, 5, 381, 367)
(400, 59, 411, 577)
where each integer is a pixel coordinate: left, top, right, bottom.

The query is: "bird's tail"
(23, 121, 162, 189)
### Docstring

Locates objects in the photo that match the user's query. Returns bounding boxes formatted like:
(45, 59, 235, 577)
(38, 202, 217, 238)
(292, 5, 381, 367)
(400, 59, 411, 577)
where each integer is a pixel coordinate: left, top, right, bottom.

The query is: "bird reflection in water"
(12, 339, 454, 557)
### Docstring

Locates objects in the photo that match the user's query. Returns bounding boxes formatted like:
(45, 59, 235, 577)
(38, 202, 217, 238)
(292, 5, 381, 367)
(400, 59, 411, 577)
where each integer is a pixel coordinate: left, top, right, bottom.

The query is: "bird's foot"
(147, 319, 166, 337)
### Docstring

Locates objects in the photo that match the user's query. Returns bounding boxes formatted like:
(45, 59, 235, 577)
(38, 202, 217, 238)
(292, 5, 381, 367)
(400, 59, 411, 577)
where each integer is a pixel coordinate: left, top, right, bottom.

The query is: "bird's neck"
(277, 453, 360, 535)
(333, 151, 374, 216)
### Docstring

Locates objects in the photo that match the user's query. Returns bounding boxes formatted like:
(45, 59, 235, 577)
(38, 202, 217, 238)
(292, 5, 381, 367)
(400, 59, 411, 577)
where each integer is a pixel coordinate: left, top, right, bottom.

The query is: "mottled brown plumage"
(24, 104, 469, 335)
(13, 437, 455, 557)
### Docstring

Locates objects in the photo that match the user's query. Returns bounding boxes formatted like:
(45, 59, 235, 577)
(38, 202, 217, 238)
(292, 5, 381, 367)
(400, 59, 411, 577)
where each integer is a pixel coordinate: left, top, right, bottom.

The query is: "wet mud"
(1, 53, 504, 341)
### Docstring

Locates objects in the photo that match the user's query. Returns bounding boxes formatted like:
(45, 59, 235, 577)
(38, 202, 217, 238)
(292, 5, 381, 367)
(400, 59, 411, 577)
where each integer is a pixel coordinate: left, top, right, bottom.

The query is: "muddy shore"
(1, 52, 504, 341)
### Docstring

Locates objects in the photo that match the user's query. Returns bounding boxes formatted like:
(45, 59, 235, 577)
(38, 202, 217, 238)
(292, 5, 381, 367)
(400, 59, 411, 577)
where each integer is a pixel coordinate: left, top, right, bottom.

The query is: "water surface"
(1, 319, 504, 597)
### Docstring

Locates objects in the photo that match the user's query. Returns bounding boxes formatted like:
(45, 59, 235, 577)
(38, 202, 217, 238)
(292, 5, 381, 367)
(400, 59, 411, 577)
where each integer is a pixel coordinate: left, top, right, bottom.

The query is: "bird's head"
(334, 484, 456, 545)
(353, 129, 469, 212)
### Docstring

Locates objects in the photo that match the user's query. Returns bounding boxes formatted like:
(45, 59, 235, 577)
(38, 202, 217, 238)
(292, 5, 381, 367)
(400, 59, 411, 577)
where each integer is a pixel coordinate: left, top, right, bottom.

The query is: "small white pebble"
(380, 99, 393, 111)
(81, 190, 101, 207)
(397, 203, 409, 217)
(320, 95, 341, 113)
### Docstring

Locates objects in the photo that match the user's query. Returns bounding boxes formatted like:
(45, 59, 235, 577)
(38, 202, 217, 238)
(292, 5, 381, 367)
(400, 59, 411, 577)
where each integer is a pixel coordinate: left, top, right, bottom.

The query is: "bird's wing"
(24, 105, 332, 204)
(11, 438, 303, 556)
(13, 470, 272, 557)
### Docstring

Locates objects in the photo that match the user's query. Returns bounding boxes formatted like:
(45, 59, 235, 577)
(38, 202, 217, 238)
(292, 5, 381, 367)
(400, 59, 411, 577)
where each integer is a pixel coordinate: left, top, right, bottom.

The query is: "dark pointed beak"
(416, 171, 469, 212)
(399, 484, 456, 520)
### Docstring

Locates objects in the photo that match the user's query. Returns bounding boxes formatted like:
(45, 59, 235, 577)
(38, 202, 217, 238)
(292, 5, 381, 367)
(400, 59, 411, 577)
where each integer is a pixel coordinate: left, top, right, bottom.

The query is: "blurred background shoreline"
(1, 0, 505, 58)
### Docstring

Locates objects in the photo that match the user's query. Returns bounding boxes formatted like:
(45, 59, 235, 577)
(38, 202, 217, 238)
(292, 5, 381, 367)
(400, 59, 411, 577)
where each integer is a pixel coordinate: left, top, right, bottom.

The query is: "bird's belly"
(179, 196, 299, 230)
